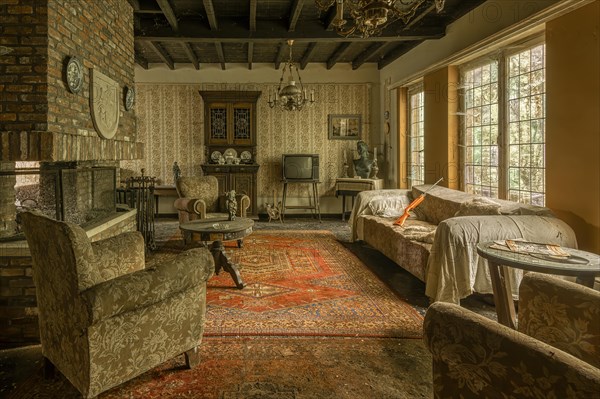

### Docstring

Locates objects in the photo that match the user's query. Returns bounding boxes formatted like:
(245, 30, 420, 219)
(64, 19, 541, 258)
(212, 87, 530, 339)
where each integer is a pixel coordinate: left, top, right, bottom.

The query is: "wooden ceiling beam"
(403, 3, 436, 30)
(182, 42, 199, 70)
(248, 42, 254, 70)
(134, 53, 148, 69)
(202, 0, 218, 30)
(249, 0, 257, 31)
(215, 42, 226, 70)
(288, 0, 304, 32)
(156, 0, 178, 31)
(327, 42, 351, 69)
(352, 42, 387, 70)
(136, 18, 444, 42)
(300, 42, 317, 70)
(147, 41, 174, 69)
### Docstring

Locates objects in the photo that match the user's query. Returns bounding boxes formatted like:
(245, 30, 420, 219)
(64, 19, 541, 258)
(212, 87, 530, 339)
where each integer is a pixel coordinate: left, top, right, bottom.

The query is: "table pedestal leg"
(210, 240, 246, 289)
(488, 261, 517, 329)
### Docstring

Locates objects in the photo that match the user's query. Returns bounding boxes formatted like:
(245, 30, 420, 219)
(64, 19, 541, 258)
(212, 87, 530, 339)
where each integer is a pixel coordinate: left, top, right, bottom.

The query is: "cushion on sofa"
(412, 185, 477, 225)
(362, 216, 433, 281)
(368, 195, 411, 218)
(454, 197, 502, 216)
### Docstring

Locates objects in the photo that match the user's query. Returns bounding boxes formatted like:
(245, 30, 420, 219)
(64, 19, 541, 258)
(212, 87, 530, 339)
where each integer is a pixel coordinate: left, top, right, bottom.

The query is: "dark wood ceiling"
(130, 0, 486, 71)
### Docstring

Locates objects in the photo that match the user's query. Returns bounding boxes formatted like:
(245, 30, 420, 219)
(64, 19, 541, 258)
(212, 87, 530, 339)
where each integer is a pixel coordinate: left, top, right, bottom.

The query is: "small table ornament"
(226, 190, 237, 221)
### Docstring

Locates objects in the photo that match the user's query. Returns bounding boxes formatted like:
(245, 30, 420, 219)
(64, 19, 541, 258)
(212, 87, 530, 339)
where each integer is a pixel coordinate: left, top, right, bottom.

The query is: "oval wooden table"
(179, 217, 254, 289)
(477, 241, 600, 329)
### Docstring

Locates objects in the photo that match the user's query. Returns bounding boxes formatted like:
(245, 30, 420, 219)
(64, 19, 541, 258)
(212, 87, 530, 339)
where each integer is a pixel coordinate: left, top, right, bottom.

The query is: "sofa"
(349, 184, 578, 303)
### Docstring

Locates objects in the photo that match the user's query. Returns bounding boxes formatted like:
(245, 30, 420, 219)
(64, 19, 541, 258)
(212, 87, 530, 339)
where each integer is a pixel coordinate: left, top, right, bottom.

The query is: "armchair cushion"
(82, 247, 214, 325)
(424, 302, 600, 398)
(519, 272, 600, 368)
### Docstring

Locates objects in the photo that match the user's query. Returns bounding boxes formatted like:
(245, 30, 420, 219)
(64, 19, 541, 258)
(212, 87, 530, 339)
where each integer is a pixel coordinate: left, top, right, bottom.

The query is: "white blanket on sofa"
(426, 215, 579, 303)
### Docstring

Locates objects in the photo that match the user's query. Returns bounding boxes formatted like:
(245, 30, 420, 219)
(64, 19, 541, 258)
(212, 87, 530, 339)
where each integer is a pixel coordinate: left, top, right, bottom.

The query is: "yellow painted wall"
(546, 1, 600, 253)
(423, 66, 459, 188)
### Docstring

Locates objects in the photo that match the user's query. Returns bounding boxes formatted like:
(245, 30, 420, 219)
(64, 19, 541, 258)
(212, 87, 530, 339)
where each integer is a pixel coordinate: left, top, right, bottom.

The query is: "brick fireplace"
(0, 0, 144, 346)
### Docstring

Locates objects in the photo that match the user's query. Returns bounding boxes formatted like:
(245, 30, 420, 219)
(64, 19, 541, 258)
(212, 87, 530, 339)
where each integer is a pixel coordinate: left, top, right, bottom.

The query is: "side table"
(335, 178, 383, 221)
(477, 241, 600, 329)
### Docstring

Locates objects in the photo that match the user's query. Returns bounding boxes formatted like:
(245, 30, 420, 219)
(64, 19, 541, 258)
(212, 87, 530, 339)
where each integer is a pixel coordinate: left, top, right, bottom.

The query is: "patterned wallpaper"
(122, 82, 371, 211)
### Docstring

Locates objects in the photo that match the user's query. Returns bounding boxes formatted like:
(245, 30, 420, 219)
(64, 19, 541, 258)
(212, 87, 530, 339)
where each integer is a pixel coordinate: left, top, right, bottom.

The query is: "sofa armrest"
(519, 272, 600, 368)
(81, 247, 214, 325)
(424, 302, 600, 398)
(92, 231, 146, 282)
(174, 197, 207, 219)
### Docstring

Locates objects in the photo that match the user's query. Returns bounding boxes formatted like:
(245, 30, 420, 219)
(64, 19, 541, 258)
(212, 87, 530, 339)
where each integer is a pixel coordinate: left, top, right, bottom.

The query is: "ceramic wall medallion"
(90, 68, 119, 139)
(65, 56, 84, 94)
(124, 86, 135, 111)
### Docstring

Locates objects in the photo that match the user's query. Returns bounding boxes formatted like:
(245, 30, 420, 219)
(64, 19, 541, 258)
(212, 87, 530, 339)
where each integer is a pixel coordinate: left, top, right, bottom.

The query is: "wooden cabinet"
(200, 91, 261, 147)
(201, 164, 259, 216)
(199, 91, 261, 216)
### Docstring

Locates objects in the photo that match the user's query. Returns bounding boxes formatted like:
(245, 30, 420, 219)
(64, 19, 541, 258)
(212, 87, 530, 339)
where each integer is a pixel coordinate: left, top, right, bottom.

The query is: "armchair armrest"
(519, 272, 600, 368)
(91, 231, 146, 282)
(424, 302, 600, 398)
(82, 247, 214, 325)
(174, 197, 207, 219)
(236, 193, 250, 217)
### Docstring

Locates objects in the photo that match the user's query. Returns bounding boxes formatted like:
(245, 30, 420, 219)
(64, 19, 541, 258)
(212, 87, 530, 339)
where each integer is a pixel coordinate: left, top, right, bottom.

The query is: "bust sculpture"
(353, 140, 373, 179)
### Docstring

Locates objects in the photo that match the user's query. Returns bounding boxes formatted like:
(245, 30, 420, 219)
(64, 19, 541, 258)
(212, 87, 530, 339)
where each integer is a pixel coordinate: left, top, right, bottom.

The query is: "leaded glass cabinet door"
(232, 103, 253, 145)
(208, 102, 229, 145)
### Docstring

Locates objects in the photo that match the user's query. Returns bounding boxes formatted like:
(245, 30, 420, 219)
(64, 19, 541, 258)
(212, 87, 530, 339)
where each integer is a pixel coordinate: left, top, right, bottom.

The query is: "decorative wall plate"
(240, 150, 252, 163)
(211, 151, 222, 163)
(223, 148, 237, 159)
(124, 86, 135, 111)
(66, 56, 84, 94)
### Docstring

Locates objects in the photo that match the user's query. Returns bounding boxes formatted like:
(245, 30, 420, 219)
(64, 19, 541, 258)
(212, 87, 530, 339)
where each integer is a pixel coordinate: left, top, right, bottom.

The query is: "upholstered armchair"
(20, 211, 214, 398)
(174, 175, 250, 223)
(424, 272, 600, 398)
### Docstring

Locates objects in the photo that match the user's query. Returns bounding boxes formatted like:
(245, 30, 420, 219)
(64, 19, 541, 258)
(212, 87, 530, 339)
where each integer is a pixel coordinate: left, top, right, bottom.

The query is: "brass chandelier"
(315, 0, 446, 38)
(268, 40, 315, 112)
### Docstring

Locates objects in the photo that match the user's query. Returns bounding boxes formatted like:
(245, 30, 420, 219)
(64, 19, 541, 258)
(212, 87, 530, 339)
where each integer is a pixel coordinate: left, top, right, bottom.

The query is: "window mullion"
(498, 53, 508, 200)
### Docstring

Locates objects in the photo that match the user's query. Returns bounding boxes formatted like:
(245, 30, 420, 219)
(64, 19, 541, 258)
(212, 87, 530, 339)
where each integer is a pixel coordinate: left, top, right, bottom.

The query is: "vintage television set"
(282, 154, 319, 181)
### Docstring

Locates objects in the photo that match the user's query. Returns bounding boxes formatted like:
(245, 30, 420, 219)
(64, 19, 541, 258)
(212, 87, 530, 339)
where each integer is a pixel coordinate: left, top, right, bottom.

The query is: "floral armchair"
(174, 175, 250, 223)
(20, 211, 214, 398)
(424, 272, 600, 398)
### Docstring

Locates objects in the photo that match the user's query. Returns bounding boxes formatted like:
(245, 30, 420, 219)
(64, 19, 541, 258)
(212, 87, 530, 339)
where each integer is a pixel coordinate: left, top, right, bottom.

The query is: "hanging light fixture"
(315, 0, 446, 38)
(268, 40, 315, 112)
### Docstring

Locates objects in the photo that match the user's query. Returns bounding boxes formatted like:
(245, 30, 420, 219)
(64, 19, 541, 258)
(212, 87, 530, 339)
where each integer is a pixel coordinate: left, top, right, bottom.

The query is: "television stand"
(281, 179, 321, 222)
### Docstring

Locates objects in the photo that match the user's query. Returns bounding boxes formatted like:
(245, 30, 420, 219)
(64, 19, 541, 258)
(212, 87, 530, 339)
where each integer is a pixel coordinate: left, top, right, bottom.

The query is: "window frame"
(459, 35, 546, 204)
(407, 83, 425, 186)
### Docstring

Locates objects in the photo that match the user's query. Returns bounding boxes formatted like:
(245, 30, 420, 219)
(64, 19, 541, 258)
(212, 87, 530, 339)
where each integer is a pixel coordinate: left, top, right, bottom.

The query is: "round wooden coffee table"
(477, 241, 600, 329)
(179, 217, 254, 289)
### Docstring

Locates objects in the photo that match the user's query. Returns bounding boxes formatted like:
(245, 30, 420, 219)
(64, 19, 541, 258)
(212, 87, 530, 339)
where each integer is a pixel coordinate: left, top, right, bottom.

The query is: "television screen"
(282, 154, 319, 180)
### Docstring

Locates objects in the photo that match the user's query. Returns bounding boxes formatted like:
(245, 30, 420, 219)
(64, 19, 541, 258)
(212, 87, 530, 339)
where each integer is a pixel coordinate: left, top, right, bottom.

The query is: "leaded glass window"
(210, 107, 227, 140)
(233, 108, 251, 140)
(408, 87, 425, 186)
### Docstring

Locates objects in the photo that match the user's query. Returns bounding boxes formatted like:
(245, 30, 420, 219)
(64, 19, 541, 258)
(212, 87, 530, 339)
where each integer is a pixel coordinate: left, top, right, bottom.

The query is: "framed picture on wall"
(328, 114, 361, 140)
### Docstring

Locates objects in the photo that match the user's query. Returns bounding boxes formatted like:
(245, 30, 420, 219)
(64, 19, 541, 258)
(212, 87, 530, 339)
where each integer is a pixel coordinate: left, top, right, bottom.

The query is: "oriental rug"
(5, 337, 432, 399)
(201, 231, 423, 338)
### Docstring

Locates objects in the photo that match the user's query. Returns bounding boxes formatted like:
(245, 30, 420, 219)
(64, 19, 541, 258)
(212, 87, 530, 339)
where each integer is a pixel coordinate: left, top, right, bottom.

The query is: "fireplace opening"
(0, 161, 118, 240)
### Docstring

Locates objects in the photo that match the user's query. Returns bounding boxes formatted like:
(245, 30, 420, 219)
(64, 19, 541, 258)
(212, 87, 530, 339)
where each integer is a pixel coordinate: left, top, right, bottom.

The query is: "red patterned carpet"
(204, 231, 423, 338)
(4, 230, 431, 398)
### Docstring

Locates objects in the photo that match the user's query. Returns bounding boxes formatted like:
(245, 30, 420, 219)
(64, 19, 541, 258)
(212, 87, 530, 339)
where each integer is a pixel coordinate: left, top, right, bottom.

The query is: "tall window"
(408, 87, 425, 185)
(461, 40, 546, 205)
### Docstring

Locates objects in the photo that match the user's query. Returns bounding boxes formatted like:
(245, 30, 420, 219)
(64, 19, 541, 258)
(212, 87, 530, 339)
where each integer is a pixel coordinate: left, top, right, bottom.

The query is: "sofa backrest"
(412, 185, 475, 225)
(412, 185, 554, 225)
